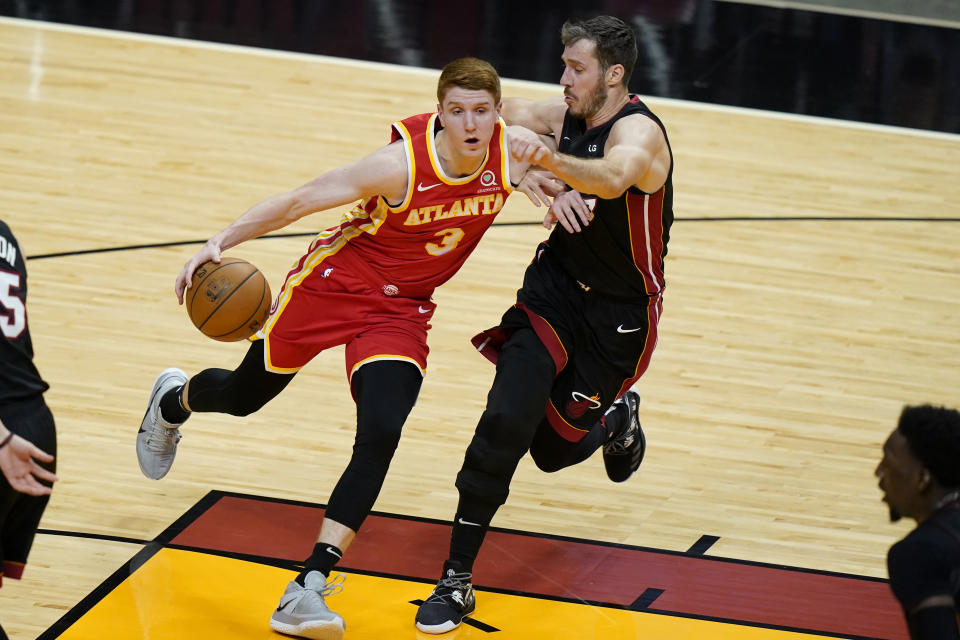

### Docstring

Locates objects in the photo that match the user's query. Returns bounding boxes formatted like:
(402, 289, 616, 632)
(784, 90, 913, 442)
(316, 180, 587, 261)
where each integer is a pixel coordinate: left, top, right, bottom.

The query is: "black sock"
(159, 385, 190, 424)
(297, 543, 343, 585)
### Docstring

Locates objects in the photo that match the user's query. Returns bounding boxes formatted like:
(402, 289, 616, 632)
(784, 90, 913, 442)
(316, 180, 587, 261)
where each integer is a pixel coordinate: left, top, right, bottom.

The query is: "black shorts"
(472, 243, 662, 442)
(0, 395, 56, 586)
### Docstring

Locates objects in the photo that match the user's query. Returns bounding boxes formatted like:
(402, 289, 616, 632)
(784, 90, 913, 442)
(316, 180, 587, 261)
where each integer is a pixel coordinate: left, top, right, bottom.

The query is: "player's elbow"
(592, 180, 630, 200)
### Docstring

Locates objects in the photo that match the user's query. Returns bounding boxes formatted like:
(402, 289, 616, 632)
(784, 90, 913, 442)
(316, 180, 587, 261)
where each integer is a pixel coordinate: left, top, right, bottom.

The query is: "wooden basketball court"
(1, 16, 958, 639)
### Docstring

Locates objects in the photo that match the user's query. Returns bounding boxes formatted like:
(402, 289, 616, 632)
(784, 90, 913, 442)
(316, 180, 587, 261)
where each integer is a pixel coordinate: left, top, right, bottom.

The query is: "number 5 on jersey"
(0, 272, 26, 339)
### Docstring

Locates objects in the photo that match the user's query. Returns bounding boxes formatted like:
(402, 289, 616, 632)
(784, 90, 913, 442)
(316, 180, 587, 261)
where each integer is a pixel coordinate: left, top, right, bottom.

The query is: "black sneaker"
(603, 391, 646, 482)
(415, 563, 476, 634)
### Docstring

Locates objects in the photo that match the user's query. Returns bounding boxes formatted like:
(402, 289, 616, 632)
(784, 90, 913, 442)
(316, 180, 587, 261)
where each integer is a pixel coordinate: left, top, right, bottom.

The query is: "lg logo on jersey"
(588, 144, 598, 153)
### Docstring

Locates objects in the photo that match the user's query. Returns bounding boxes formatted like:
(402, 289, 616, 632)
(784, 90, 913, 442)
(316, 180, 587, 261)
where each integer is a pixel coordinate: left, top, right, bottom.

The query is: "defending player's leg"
(529, 389, 646, 481)
(417, 328, 555, 633)
(270, 571, 346, 640)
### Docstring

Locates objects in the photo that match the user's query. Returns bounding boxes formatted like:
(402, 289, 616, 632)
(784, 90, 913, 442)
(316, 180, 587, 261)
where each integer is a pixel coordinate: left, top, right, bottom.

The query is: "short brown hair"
(561, 15, 638, 87)
(437, 57, 501, 105)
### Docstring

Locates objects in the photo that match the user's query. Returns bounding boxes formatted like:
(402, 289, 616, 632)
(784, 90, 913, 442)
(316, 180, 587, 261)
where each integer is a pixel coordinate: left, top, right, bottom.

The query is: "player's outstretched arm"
(509, 114, 669, 200)
(174, 142, 409, 302)
(0, 420, 57, 496)
(502, 97, 566, 138)
(507, 125, 564, 209)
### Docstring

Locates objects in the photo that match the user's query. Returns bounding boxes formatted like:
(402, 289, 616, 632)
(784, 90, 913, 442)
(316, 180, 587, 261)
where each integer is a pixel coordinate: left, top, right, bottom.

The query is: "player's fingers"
(574, 202, 593, 227)
(559, 204, 583, 232)
(30, 463, 58, 484)
(20, 476, 52, 496)
(28, 444, 54, 463)
(522, 189, 541, 207)
(552, 207, 575, 234)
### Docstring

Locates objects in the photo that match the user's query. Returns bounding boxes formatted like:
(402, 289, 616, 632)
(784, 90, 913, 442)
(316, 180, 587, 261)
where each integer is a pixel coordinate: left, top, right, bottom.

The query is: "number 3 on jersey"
(0, 271, 26, 339)
(425, 227, 465, 256)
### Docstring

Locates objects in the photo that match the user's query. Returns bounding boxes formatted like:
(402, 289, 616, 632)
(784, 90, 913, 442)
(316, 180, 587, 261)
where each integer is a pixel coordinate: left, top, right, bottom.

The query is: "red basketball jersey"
(294, 112, 514, 299)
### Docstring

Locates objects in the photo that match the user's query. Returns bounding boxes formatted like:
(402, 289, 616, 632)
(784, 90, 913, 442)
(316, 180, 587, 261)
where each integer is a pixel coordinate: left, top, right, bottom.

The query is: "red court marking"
(171, 494, 908, 640)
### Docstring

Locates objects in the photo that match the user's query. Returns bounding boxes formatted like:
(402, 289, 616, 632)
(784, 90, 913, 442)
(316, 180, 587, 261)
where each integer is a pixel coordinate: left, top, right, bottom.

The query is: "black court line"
(26, 215, 960, 260)
(36, 529, 150, 545)
(630, 587, 666, 610)
(408, 600, 501, 633)
(35, 491, 224, 639)
(37, 490, 892, 640)
(686, 534, 721, 556)
(35, 540, 164, 640)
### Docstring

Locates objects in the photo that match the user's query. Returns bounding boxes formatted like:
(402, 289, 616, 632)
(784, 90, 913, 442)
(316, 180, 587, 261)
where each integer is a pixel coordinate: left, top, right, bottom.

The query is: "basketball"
(185, 257, 272, 342)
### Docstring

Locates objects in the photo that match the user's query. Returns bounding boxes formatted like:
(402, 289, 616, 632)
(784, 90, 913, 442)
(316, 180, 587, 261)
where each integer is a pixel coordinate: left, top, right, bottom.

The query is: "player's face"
(875, 429, 925, 522)
(561, 39, 608, 119)
(438, 88, 500, 158)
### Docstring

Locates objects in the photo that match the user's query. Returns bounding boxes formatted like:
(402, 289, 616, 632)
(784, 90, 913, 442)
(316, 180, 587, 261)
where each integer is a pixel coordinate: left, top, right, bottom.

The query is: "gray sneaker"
(136, 368, 188, 480)
(270, 571, 346, 640)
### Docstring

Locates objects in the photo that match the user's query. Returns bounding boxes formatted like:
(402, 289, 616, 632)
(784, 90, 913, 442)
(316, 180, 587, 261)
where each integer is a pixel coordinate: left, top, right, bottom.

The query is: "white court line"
(1, 15, 958, 143)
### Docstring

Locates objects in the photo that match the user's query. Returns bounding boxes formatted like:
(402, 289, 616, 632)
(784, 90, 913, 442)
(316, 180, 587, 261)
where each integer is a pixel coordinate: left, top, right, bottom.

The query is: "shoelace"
(426, 571, 472, 604)
(606, 429, 635, 454)
(146, 421, 181, 454)
(283, 573, 346, 611)
(316, 572, 346, 597)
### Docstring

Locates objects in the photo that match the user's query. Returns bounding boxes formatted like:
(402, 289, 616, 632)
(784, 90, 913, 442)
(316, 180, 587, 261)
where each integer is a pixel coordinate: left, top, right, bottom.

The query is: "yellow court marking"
(57, 548, 843, 639)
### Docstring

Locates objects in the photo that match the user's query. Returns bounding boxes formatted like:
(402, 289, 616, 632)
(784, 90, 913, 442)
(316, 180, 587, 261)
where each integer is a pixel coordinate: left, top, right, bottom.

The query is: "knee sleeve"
(325, 360, 422, 530)
(455, 328, 556, 505)
(187, 341, 293, 416)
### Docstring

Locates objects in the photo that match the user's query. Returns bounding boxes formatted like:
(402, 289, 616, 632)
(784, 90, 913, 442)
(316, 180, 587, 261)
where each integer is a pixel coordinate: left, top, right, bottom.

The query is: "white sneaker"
(270, 571, 346, 640)
(136, 368, 188, 480)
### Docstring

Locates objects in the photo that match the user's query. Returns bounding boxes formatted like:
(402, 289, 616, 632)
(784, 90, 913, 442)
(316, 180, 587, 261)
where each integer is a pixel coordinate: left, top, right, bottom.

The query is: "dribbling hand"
(176, 241, 222, 304)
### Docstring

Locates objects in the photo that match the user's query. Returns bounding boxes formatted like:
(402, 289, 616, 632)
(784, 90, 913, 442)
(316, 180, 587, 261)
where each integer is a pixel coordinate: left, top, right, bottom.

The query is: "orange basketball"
(185, 257, 272, 342)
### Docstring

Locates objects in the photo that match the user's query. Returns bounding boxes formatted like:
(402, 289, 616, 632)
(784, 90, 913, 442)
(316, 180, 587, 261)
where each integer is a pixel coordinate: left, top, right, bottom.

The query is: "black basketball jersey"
(551, 96, 674, 299)
(888, 501, 960, 628)
(0, 219, 49, 404)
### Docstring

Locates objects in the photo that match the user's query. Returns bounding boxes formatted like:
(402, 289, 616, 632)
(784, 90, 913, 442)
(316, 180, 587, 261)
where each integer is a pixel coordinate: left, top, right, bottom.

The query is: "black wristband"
(0, 432, 13, 449)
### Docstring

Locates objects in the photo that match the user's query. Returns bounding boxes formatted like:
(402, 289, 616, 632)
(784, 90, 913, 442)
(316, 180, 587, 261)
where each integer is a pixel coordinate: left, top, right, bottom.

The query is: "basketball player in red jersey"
(416, 16, 672, 633)
(134, 58, 544, 640)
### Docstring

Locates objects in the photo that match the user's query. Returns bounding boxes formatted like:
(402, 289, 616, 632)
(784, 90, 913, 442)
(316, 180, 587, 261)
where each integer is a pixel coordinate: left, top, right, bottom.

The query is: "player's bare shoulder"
(612, 114, 670, 191)
(609, 113, 667, 154)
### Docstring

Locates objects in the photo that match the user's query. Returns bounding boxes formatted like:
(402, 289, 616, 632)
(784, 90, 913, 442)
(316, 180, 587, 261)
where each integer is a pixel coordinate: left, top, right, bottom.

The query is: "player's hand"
(0, 435, 57, 496)
(516, 171, 565, 208)
(176, 241, 222, 304)
(508, 134, 554, 169)
(546, 190, 593, 233)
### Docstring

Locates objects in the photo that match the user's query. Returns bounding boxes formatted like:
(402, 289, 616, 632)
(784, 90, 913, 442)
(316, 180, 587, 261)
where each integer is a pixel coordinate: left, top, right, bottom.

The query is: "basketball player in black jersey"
(416, 15, 673, 633)
(877, 405, 960, 639)
(0, 220, 58, 640)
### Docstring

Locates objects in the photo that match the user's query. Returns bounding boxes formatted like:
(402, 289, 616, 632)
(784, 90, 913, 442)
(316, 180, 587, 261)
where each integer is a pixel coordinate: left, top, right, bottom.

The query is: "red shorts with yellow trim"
(472, 244, 661, 443)
(256, 248, 434, 382)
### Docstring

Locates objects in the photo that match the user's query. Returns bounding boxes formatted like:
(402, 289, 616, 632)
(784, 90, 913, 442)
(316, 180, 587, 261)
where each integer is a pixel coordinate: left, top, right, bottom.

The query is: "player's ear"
(496, 101, 503, 115)
(436, 103, 444, 126)
(606, 64, 624, 87)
